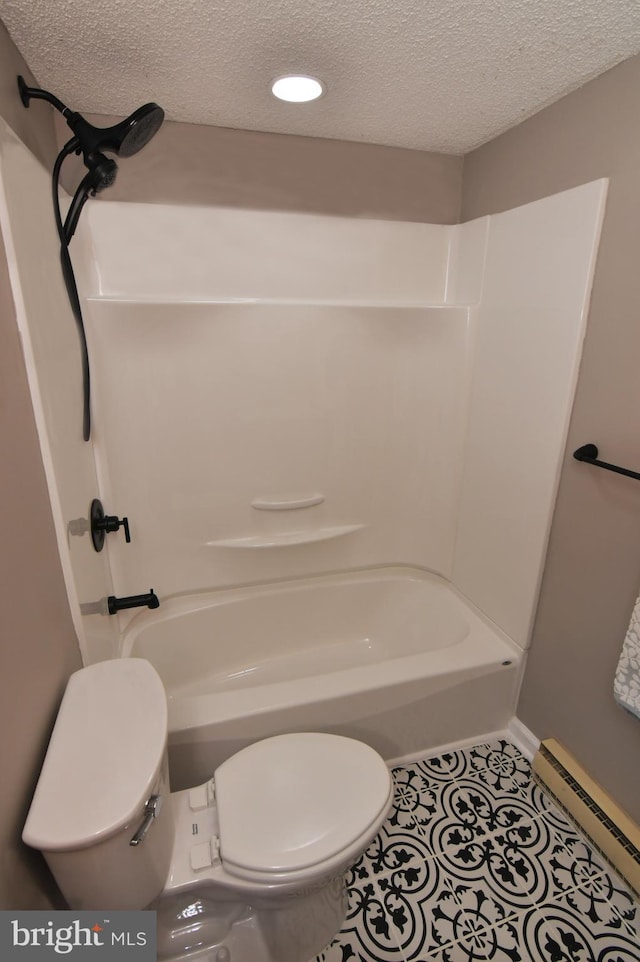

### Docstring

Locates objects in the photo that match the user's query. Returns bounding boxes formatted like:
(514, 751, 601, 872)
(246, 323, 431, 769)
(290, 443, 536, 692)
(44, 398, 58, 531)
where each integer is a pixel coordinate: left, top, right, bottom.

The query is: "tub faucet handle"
(90, 498, 131, 551)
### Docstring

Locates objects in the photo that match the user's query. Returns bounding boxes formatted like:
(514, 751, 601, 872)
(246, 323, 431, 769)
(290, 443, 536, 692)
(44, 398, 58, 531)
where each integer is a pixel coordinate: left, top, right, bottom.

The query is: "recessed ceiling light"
(271, 75, 325, 103)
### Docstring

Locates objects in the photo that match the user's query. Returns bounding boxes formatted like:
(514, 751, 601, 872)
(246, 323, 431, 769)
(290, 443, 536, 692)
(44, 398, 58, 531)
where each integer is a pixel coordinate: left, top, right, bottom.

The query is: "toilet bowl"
(23, 658, 394, 962)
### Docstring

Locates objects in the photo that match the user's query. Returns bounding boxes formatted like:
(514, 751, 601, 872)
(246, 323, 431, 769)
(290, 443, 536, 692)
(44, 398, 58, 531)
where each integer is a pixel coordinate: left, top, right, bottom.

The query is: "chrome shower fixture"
(17, 76, 165, 440)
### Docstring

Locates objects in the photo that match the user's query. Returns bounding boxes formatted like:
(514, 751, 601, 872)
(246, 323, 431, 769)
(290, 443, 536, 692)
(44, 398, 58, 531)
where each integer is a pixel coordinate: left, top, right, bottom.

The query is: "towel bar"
(573, 444, 640, 482)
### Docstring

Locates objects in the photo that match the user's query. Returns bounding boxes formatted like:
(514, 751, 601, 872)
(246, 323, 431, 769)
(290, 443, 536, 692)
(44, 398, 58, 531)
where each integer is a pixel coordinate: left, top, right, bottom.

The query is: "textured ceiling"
(2, 0, 640, 154)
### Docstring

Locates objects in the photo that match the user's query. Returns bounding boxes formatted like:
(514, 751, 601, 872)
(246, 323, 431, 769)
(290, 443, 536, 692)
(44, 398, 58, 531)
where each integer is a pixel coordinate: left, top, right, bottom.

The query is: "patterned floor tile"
(414, 750, 473, 784)
(390, 763, 451, 837)
(554, 856, 640, 939)
(460, 739, 532, 797)
(408, 882, 522, 960)
(374, 856, 445, 958)
(315, 876, 405, 962)
(456, 742, 583, 843)
(608, 876, 640, 943)
(435, 808, 569, 911)
(417, 909, 542, 961)
(525, 781, 585, 835)
(424, 778, 541, 854)
(316, 741, 640, 962)
(348, 826, 433, 884)
(546, 832, 618, 897)
(525, 896, 640, 960)
(419, 900, 640, 962)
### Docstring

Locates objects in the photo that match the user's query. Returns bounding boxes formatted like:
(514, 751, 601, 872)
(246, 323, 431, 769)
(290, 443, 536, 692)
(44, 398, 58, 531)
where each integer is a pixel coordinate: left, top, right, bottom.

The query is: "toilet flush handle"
(130, 794, 162, 847)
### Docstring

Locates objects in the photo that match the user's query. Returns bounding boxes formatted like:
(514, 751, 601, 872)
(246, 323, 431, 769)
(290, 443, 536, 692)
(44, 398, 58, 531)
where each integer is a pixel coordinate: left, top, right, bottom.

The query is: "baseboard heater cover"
(533, 738, 640, 896)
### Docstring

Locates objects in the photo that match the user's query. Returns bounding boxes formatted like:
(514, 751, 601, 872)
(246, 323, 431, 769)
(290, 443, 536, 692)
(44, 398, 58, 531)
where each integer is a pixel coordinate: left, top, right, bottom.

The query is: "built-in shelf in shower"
(251, 493, 325, 511)
(85, 296, 462, 309)
(206, 524, 365, 548)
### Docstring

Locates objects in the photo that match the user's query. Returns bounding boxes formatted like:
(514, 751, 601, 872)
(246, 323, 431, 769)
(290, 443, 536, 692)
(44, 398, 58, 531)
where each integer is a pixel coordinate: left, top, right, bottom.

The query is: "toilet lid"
(22, 659, 168, 851)
(215, 733, 391, 879)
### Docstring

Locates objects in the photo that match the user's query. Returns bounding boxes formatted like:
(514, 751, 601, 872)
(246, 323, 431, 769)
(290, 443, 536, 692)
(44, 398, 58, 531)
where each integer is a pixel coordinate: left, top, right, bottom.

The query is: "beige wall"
(0, 20, 81, 909)
(463, 52, 640, 823)
(55, 112, 462, 224)
(0, 25, 57, 172)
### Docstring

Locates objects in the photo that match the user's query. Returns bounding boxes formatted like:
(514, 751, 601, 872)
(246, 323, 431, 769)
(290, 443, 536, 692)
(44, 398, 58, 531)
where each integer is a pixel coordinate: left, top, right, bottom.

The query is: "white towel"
(614, 592, 640, 719)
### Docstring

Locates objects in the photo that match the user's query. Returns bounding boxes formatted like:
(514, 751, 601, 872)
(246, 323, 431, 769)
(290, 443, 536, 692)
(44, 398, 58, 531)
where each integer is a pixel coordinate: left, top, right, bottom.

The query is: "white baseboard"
(506, 716, 540, 761)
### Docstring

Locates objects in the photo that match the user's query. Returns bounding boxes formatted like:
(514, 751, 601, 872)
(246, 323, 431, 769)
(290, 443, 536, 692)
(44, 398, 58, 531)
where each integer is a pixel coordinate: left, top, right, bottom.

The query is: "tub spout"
(107, 589, 159, 615)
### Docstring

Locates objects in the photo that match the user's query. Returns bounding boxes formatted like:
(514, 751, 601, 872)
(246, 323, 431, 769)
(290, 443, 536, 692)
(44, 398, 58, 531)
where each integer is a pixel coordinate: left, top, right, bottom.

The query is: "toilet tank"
(23, 658, 174, 910)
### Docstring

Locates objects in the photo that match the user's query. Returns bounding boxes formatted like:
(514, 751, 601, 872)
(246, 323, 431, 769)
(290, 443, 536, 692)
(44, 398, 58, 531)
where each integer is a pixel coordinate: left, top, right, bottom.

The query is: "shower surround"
(0, 117, 607, 765)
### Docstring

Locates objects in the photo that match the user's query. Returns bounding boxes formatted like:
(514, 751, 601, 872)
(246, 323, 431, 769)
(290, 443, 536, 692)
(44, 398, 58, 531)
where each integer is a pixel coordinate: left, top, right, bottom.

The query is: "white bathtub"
(121, 567, 524, 789)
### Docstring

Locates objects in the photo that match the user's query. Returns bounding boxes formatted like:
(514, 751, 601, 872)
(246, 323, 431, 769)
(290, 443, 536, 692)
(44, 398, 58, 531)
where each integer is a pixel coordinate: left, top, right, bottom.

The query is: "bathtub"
(121, 566, 524, 789)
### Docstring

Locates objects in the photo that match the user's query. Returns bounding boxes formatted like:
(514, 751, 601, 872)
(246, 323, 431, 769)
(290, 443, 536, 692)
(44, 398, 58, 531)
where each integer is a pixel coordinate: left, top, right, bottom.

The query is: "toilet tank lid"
(23, 659, 167, 852)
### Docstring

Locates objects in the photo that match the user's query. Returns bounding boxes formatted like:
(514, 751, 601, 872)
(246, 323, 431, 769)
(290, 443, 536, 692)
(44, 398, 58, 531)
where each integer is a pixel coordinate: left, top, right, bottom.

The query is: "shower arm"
(18, 75, 72, 117)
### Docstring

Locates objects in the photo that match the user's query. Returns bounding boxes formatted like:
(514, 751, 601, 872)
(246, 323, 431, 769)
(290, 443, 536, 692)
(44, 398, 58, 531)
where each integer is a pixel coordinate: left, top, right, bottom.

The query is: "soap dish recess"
(207, 524, 365, 548)
(251, 494, 324, 511)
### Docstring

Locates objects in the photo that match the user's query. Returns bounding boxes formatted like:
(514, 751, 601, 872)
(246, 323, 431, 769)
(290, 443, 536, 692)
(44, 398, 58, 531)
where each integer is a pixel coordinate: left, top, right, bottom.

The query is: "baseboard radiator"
(533, 738, 640, 896)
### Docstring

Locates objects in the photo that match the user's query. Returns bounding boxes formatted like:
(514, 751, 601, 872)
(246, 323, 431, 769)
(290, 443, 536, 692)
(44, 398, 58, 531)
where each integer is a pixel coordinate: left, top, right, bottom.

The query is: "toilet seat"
(214, 732, 392, 883)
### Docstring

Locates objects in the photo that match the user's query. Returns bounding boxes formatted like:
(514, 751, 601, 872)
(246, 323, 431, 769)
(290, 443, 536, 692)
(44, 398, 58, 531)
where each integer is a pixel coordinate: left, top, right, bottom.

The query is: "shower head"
(17, 76, 164, 168)
(106, 103, 165, 157)
(66, 102, 165, 163)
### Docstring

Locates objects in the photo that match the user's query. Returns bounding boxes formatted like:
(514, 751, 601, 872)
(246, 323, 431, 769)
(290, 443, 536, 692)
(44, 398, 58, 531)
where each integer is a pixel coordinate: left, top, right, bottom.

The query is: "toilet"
(23, 658, 394, 962)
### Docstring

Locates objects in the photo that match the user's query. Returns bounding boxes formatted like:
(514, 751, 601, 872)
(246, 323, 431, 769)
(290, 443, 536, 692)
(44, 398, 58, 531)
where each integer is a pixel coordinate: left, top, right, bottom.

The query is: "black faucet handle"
(90, 499, 131, 551)
(102, 513, 131, 542)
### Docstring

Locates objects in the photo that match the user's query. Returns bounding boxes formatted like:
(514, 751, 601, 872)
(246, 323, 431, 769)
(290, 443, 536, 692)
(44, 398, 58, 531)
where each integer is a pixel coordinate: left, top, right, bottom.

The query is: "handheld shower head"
(64, 155, 118, 243)
(82, 154, 118, 194)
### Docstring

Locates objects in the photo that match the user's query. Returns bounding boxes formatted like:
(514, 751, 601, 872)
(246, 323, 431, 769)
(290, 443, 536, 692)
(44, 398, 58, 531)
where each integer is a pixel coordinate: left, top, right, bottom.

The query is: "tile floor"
(314, 738, 640, 962)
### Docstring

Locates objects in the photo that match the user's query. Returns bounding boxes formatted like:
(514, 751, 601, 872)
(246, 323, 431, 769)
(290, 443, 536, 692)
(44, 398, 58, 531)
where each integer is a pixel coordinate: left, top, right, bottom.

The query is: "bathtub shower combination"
(0, 114, 608, 957)
(122, 567, 523, 787)
(0, 118, 607, 774)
